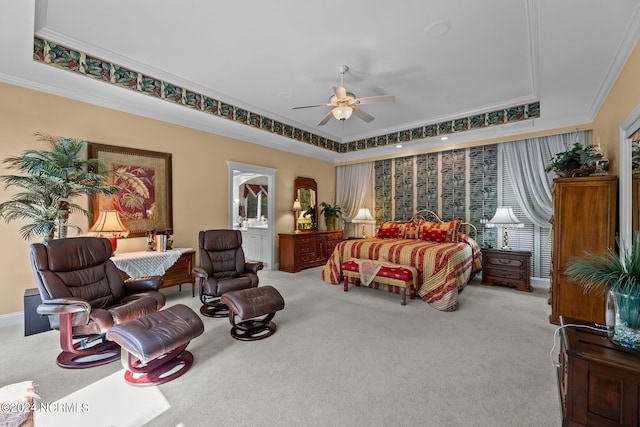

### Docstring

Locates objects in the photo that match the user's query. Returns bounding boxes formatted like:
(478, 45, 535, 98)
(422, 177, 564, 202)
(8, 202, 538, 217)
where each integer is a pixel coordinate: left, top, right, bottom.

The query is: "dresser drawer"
(328, 233, 342, 242)
(294, 243, 316, 256)
(295, 237, 315, 245)
(297, 253, 318, 264)
(486, 256, 527, 271)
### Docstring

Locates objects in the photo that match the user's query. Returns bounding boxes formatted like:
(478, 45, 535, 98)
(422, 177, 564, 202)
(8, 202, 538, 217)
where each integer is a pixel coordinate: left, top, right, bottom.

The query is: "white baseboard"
(531, 277, 550, 288)
(0, 311, 23, 328)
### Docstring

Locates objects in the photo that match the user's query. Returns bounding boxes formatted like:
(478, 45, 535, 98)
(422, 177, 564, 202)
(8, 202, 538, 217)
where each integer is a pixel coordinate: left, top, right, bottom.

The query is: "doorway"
(227, 161, 277, 269)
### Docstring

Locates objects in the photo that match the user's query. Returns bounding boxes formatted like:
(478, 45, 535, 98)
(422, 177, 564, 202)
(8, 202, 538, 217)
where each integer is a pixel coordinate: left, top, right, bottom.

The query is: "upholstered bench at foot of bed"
(342, 260, 416, 305)
(221, 285, 285, 341)
(106, 304, 205, 386)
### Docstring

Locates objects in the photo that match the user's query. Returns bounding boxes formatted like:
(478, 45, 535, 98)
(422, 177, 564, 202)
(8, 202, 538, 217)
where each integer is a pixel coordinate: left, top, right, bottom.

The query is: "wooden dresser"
(550, 176, 617, 325)
(558, 317, 640, 426)
(480, 248, 531, 292)
(278, 230, 343, 273)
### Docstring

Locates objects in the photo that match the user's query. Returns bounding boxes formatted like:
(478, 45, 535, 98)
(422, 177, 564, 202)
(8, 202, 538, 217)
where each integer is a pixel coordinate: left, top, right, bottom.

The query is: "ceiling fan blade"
(333, 86, 347, 99)
(352, 107, 375, 123)
(352, 95, 395, 106)
(291, 103, 331, 110)
(318, 111, 334, 126)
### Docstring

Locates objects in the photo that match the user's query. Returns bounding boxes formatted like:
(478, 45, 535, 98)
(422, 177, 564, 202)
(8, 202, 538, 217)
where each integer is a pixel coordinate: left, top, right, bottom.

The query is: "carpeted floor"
(0, 267, 562, 426)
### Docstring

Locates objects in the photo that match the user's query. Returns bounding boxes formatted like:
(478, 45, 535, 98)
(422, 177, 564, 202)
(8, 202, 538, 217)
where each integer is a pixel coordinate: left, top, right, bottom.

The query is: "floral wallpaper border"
(33, 37, 540, 154)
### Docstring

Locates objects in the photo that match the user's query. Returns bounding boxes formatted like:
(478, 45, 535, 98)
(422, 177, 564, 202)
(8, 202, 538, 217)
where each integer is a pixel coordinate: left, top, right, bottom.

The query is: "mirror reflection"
(233, 175, 269, 229)
(294, 177, 317, 231)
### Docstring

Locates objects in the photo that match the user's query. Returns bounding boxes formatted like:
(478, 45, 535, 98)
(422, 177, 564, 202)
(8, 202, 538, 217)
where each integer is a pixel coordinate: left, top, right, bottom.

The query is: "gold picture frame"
(88, 143, 172, 238)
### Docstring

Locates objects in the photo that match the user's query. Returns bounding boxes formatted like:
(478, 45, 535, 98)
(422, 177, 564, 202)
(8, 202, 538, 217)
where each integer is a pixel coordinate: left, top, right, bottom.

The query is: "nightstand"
(480, 248, 532, 292)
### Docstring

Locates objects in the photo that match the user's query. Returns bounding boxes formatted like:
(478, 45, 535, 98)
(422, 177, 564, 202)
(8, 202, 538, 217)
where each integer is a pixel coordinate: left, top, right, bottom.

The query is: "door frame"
(227, 161, 277, 269)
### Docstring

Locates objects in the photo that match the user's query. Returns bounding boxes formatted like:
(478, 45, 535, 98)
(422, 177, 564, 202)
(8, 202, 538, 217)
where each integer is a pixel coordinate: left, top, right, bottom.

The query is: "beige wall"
(0, 82, 335, 315)
(591, 41, 640, 173)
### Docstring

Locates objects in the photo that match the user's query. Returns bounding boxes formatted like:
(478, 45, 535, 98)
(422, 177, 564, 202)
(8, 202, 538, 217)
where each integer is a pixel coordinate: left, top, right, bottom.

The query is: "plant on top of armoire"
(0, 132, 119, 240)
(544, 142, 596, 177)
(566, 232, 640, 351)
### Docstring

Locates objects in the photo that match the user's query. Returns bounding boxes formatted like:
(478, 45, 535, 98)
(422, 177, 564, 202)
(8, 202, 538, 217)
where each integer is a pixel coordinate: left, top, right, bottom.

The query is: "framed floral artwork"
(88, 143, 172, 237)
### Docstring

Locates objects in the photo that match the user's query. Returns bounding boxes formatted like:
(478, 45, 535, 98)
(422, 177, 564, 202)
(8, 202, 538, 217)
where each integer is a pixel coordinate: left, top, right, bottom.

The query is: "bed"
(322, 210, 482, 311)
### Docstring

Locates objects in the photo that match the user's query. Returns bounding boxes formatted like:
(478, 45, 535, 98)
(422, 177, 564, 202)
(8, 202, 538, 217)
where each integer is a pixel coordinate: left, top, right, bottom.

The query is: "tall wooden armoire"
(550, 175, 617, 325)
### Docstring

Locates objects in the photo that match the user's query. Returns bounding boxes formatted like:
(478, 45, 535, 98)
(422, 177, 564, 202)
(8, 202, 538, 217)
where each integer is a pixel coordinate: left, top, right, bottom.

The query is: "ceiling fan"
(292, 65, 395, 126)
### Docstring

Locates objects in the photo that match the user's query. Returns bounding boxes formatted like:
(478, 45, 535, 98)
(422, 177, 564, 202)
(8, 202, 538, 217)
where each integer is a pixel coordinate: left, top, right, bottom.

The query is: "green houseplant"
(0, 132, 120, 240)
(566, 232, 640, 351)
(320, 202, 342, 231)
(544, 142, 596, 177)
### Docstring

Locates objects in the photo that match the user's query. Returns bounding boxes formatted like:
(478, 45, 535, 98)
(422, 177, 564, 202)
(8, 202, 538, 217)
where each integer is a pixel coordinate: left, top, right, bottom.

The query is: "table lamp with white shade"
(486, 207, 523, 250)
(88, 210, 129, 252)
(292, 199, 302, 233)
(352, 208, 375, 238)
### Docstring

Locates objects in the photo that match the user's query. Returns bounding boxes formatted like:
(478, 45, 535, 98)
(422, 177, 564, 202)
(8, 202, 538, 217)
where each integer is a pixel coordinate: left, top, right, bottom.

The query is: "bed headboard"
(410, 210, 478, 241)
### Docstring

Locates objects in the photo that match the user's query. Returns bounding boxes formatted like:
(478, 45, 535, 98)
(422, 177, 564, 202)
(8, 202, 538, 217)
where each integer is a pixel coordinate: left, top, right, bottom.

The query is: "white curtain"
(501, 130, 589, 227)
(336, 162, 375, 236)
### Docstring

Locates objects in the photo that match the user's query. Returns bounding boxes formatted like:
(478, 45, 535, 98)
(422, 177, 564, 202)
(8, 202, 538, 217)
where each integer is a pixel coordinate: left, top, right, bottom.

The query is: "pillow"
(376, 222, 403, 239)
(401, 221, 423, 239)
(420, 220, 461, 243)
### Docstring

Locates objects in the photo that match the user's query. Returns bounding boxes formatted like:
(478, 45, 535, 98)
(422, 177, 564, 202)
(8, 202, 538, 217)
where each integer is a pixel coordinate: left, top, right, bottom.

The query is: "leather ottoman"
(221, 285, 285, 341)
(106, 304, 204, 385)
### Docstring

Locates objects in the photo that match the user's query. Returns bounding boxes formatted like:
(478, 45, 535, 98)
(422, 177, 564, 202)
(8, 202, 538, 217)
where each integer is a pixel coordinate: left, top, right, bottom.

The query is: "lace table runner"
(111, 248, 193, 278)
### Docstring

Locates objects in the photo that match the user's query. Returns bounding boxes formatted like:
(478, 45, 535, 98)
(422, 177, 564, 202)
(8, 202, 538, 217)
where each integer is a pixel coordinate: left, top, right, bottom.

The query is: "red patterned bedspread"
(322, 236, 482, 311)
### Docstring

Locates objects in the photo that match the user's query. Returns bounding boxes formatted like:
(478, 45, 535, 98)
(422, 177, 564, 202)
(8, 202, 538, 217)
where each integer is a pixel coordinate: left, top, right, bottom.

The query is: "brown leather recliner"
(30, 237, 165, 369)
(193, 229, 263, 317)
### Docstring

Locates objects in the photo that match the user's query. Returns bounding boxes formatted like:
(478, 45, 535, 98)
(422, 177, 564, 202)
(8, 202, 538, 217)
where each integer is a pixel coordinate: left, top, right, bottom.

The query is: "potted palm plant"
(320, 202, 342, 231)
(0, 132, 119, 240)
(566, 232, 640, 351)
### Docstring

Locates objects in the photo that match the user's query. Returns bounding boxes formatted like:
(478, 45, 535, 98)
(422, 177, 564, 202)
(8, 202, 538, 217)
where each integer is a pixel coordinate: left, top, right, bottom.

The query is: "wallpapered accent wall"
(33, 36, 540, 154)
(375, 145, 498, 245)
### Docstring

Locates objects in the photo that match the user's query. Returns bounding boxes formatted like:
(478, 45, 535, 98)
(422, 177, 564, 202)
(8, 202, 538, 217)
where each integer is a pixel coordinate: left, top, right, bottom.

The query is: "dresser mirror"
(294, 177, 317, 231)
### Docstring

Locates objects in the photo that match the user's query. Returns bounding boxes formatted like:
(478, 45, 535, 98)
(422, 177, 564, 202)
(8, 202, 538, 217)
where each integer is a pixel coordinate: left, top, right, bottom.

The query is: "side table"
(480, 248, 531, 292)
(112, 248, 196, 296)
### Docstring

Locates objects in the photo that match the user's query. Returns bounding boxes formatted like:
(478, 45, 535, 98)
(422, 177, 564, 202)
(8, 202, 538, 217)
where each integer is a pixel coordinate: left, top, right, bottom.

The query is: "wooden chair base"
(199, 303, 229, 318)
(230, 313, 277, 341)
(122, 343, 194, 386)
(56, 341, 120, 369)
(221, 286, 285, 341)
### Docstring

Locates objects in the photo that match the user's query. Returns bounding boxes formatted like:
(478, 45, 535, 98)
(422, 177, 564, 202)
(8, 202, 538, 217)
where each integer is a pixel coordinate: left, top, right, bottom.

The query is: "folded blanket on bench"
(346, 258, 418, 288)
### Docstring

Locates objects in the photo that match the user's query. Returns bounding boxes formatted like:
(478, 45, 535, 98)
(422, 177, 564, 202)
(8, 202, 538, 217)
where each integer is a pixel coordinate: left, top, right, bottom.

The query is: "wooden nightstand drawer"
(483, 266, 527, 282)
(480, 248, 531, 292)
(485, 256, 527, 270)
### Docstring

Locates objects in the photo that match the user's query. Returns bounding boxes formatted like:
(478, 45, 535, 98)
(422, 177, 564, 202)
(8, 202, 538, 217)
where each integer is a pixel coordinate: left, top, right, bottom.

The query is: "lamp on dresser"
(88, 210, 129, 252)
(292, 199, 302, 233)
(352, 208, 375, 238)
(486, 207, 523, 250)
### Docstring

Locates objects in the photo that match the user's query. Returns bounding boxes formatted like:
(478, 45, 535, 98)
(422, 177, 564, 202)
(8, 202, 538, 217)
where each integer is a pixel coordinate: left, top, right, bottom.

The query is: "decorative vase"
(606, 290, 640, 351)
(326, 216, 336, 231)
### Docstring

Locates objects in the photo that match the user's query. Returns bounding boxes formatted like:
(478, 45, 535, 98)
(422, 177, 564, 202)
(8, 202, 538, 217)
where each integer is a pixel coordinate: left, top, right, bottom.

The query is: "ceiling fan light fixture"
(332, 105, 353, 121)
